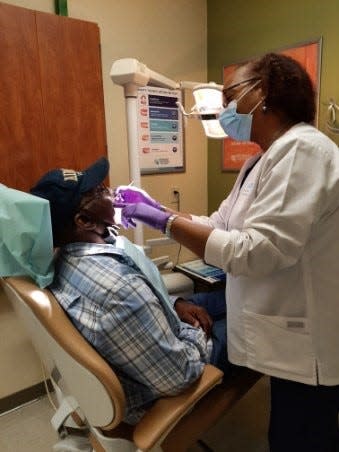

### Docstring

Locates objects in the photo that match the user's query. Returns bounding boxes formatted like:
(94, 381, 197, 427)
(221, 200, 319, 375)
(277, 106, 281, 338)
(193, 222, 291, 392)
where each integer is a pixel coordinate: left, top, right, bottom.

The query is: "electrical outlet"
(170, 187, 180, 203)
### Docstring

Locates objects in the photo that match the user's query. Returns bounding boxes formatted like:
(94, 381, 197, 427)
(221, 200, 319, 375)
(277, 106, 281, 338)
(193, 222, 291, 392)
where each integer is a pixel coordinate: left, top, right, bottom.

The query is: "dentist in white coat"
(116, 53, 339, 452)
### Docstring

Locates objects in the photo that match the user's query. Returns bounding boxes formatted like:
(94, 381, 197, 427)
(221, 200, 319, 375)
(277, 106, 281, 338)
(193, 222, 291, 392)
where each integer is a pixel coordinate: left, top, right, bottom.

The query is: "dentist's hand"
(114, 186, 162, 209)
(120, 203, 171, 231)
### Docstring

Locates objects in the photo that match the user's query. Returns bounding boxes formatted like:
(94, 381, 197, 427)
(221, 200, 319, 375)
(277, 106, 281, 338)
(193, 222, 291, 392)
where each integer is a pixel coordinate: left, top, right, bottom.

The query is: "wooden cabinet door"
(36, 11, 107, 175)
(0, 2, 107, 191)
(0, 3, 46, 191)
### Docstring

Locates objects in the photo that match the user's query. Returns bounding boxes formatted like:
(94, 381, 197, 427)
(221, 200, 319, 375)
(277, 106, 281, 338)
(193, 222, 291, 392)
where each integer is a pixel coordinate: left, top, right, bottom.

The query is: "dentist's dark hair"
(248, 53, 316, 124)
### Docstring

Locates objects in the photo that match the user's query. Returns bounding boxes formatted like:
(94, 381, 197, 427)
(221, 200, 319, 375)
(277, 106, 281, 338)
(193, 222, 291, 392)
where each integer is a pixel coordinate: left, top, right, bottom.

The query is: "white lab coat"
(192, 123, 339, 385)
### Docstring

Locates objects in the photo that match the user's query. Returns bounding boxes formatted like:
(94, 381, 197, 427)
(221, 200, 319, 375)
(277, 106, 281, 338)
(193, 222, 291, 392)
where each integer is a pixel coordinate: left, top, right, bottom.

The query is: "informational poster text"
(137, 86, 184, 174)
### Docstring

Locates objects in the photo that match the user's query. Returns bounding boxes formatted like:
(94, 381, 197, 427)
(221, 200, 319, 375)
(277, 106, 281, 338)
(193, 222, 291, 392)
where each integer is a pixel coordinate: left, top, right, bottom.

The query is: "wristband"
(165, 214, 178, 237)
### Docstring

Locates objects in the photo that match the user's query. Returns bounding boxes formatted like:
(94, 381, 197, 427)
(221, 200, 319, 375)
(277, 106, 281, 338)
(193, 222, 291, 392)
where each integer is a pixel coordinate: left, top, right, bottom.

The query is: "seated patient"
(30, 157, 229, 425)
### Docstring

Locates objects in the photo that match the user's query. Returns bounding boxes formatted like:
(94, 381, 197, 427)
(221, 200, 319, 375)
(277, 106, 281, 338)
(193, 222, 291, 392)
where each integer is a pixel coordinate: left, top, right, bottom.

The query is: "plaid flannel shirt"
(50, 241, 211, 424)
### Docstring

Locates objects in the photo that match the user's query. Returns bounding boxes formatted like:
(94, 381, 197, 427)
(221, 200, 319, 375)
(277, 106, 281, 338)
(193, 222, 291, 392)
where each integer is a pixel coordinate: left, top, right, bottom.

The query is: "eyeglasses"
(222, 77, 260, 107)
(78, 184, 112, 211)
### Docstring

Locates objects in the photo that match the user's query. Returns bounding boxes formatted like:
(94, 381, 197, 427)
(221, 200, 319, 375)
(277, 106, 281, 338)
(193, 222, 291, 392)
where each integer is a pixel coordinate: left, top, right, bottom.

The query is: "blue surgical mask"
(219, 80, 262, 141)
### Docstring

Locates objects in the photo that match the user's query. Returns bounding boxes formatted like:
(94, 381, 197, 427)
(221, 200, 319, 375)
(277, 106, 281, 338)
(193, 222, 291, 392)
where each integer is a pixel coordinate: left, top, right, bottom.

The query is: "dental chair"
(2, 276, 261, 452)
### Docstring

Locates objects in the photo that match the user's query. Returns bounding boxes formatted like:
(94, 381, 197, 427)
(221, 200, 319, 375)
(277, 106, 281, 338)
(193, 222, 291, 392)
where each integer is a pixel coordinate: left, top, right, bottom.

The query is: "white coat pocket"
(243, 310, 316, 381)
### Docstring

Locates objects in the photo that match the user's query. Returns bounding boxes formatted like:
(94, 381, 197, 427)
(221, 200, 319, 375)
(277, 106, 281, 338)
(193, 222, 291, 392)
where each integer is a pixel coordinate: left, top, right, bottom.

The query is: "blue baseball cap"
(30, 157, 109, 238)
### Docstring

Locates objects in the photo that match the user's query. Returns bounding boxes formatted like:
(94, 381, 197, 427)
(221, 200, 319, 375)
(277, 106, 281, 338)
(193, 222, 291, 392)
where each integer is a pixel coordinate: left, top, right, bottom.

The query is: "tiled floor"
(0, 377, 270, 451)
(0, 397, 58, 452)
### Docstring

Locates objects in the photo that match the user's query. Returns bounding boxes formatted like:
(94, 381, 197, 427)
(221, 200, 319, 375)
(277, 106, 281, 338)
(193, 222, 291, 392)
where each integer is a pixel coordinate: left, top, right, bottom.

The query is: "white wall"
(1, 0, 53, 11)
(1, 0, 207, 397)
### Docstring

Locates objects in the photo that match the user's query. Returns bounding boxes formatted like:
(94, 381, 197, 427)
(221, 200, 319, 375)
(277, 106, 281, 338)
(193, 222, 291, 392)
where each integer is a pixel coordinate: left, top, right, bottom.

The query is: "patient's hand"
(174, 299, 212, 337)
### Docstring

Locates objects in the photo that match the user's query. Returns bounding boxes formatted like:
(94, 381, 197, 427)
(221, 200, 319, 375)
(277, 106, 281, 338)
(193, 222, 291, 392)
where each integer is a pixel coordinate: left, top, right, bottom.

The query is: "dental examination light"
(177, 82, 227, 139)
(110, 58, 225, 245)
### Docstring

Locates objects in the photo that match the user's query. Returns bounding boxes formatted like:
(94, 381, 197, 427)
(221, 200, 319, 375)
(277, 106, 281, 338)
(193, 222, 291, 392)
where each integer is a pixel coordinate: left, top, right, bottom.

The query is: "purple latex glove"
(121, 203, 171, 232)
(114, 185, 161, 209)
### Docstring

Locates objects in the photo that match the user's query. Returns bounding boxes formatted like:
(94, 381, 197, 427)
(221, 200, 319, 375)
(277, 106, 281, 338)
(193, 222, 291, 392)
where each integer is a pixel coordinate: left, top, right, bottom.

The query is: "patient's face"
(78, 184, 116, 226)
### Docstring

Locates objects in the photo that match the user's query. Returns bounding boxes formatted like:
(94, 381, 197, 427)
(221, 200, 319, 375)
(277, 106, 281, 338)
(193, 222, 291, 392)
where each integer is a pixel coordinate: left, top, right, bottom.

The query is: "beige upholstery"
(2, 276, 261, 451)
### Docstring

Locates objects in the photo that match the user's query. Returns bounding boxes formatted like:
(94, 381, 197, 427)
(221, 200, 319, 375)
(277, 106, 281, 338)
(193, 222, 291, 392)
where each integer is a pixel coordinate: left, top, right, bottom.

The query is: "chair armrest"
(133, 364, 223, 451)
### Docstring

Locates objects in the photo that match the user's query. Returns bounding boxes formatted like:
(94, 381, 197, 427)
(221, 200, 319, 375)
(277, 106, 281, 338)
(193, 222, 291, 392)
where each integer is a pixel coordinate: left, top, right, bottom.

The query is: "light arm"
(110, 59, 179, 245)
(110, 58, 178, 95)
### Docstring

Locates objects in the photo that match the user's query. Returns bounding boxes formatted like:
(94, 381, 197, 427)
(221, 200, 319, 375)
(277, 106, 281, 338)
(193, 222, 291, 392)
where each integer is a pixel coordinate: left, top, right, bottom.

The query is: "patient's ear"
(74, 212, 97, 231)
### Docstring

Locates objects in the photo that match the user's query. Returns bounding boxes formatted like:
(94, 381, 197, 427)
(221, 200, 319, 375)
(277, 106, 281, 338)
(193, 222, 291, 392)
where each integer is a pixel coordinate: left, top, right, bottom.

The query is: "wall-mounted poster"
(222, 39, 322, 171)
(137, 86, 184, 174)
